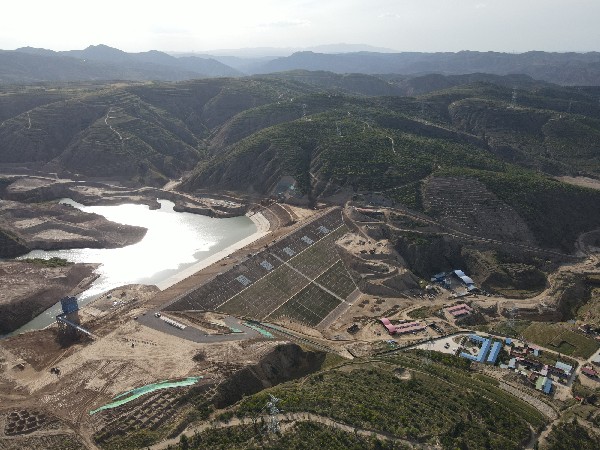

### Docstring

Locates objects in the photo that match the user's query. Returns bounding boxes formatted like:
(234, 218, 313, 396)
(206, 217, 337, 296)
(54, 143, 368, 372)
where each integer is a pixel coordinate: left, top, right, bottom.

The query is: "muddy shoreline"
(0, 174, 266, 335)
(0, 175, 255, 260)
(1, 175, 249, 218)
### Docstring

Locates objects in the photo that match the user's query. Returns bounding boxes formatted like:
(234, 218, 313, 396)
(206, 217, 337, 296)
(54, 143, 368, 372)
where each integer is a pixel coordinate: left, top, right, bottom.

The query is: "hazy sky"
(2, 0, 598, 53)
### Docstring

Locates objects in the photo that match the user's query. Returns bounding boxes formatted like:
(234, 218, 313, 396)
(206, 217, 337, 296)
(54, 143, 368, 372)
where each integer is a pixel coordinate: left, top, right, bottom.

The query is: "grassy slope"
(186, 89, 600, 250)
(176, 422, 409, 450)
(1, 78, 599, 249)
(223, 352, 546, 450)
(522, 322, 600, 358)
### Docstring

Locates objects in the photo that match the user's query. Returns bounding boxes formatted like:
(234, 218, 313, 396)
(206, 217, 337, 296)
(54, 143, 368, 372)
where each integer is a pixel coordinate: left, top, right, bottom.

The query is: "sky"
(1, 0, 599, 53)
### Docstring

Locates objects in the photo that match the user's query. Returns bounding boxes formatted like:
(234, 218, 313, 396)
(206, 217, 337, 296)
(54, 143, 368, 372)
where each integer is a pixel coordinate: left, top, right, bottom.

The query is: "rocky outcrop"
(394, 234, 465, 279)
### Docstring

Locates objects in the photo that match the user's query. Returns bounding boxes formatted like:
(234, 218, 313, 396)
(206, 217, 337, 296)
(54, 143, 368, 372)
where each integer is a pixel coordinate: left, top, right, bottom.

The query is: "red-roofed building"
(444, 303, 473, 319)
(581, 367, 597, 378)
(378, 319, 425, 335)
(394, 321, 426, 335)
(379, 318, 396, 335)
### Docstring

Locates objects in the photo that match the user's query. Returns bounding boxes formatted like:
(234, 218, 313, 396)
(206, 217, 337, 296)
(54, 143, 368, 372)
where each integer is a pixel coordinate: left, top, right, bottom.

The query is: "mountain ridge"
(1, 45, 241, 83)
(3, 46, 600, 85)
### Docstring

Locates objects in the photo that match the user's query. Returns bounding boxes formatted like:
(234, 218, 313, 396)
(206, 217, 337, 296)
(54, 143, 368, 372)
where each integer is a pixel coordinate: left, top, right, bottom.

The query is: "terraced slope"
(181, 82, 600, 251)
(0, 79, 307, 185)
(1, 77, 599, 251)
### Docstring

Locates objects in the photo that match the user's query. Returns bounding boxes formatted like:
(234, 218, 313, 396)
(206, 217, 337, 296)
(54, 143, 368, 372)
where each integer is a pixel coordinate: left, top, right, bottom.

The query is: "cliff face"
(394, 234, 466, 279)
(0, 230, 29, 258)
(0, 261, 98, 334)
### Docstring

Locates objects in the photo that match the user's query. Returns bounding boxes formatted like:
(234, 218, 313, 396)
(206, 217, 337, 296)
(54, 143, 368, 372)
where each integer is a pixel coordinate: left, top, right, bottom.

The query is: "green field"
(543, 419, 600, 450)
(407, 305, 442, 319)
(522, 322, 600, 358)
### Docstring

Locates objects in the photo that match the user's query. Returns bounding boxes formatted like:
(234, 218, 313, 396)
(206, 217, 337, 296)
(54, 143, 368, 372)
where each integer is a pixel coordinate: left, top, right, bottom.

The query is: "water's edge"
(3, 198, 261, 337)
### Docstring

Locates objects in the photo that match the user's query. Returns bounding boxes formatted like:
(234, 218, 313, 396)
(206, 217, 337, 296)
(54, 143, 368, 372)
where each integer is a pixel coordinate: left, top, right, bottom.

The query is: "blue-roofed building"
(60, 296, 79, 315)
(508, 358, 516, 369)
(452, 269, 476, 288)
(431, 272, 447, 282)
(460, 275, 475, 285)
(505, 338, 513, 345)
(460, 335, 492, 363)
(460, 352, 475, 361)
(487, 341, 502, 364)
(555, 361, 574, 375)
(470, 334, 487, 344)
(536, 376, 553, 394)
(478, 338, 492, 363)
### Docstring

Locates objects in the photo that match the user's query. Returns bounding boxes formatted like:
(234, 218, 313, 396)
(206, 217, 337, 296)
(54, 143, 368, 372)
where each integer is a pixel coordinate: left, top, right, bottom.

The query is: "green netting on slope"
(89, 376, 202, 415)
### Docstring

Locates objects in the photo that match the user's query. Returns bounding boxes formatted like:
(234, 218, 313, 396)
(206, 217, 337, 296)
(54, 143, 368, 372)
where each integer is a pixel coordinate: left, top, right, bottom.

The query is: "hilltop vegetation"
(1, 74, 599, 250)
(174, 422, 409, 450)
(179, 351, 546, 450)
(544, 419, 600, 450)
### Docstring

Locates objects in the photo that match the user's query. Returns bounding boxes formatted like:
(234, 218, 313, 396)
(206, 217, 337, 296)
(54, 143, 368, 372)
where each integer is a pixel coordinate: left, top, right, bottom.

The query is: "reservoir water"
(9, 198, 257, 334)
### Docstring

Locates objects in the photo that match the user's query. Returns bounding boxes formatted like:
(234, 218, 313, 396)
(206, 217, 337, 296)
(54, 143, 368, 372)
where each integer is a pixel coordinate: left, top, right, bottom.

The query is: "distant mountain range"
(2, 45, 600, 85)
(0, 45, 241, 83)
(255, 51, 600, 85)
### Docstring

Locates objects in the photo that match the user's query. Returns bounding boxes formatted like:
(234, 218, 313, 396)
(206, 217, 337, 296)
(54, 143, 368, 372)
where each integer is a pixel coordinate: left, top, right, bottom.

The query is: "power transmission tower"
(422, 334, 434, 365)
(264, 395, 282, 434)
(511, 89, 518, 107)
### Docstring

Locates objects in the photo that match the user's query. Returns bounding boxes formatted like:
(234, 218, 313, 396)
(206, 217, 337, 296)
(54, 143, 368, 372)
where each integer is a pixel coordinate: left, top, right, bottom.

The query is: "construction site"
(1, 188, 599, 449)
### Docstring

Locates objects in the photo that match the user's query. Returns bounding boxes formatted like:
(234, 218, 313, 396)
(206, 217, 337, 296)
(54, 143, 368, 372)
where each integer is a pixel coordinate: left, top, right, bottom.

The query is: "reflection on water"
(8, 198, 256, 334)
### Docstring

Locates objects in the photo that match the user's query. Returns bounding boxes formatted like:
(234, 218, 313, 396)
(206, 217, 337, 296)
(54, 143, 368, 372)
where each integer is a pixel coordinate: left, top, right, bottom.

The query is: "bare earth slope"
(0, 200, 146, 256)
(0, 261, 98, 334)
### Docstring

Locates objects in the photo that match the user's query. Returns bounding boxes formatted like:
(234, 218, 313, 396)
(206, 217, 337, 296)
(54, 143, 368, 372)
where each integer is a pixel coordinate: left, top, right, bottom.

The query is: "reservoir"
(10, 198, 259, 334)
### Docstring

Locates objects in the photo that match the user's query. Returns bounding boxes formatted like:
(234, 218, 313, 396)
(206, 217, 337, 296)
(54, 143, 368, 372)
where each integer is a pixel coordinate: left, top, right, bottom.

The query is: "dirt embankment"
(0, 261, 98, 334)
(212, 343, 326, 408)
(336, 232, 420, 297)
(0, 200, 147, 257)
